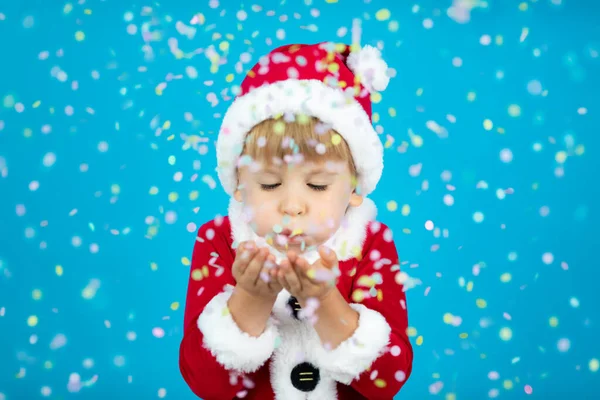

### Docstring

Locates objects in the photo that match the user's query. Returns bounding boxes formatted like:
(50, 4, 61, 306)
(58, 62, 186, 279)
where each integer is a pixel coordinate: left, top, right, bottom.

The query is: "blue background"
(1, 0, 599, 398)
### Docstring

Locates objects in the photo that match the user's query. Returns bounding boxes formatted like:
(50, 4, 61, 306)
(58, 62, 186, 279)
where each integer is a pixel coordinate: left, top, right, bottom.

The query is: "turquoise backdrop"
(1, 0, 598, 399)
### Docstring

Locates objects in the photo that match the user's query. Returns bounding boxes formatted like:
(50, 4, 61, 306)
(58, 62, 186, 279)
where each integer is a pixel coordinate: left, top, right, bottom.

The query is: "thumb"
(318, 246, 337, 268)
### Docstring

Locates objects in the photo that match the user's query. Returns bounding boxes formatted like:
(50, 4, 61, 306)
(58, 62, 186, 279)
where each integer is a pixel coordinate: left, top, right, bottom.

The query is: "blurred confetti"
(0, 1, 599, 399)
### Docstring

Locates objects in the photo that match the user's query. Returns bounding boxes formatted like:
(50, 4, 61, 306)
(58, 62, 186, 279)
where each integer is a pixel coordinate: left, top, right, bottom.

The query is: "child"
(179, 41, 413, 400)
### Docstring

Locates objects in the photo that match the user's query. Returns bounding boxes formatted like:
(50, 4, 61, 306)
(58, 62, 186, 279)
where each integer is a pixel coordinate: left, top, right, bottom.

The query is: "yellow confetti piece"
(374, 379, 387, 388)
(33, 100, 41, 108)
(416, 335, 424, 345)
(163, 121, 171, 130)
(443, 313, 453, 324)
(44, 361, 53, 369)
(459, 332, 468, 339)
(149, 186, 159, 195)
(225, 73, 234, 83)
(467, 91, 476, 101)
(375, 8, 391, 21)
(388, 107, 396, 117)
(518, 2, 528, 11)
(221, 307, 230, 317)
(32, 289, 42, 300)
(325, 0, 338, 3)
(191, 269, 203, 281)
(371, 92, 382, 104)
(446, 394, 457, 400)
(27, 315, 38, 327)
(483, 119, 493, 131)
(549, 316, 558, 327)
(476, 298, 487, 308)
(219, 41, 229, 51)
(387, 200, 398, 212)
(500, 272, 512, 282)
(150, 262, 158, 271)
(503, 379, 514, 390)
(499, 327, 513, 341)
(508, 104, 521, 117)
(170, 302, 180, 311)
(466, 281, 474, 292)
(55, 265, 63, 276)
(406, 326, 417, 337)
(555, 151, 567, 164)
(411, 134, 423, 147)
(401, 204, 410, 216)
(75, 31, 85, 41)
(590, 358, 599, 372)
(575, 144, 585, 156)
(84, 8, 92, 15)
(351, 289, 365, 302)
(189, 190, 199, 201)
(331, 133, 342, 145)
(168, 192, 178, 202)
(181, 257, 191, 267)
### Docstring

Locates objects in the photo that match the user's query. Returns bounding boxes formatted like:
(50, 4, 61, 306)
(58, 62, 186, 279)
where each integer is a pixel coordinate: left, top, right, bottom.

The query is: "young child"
(179, 41, 413, 400)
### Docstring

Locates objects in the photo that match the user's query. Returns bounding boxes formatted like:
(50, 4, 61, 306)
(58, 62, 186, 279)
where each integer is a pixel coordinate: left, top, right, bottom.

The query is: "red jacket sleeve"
(317, 222, 414, 399)
(179, 219, 279, 400)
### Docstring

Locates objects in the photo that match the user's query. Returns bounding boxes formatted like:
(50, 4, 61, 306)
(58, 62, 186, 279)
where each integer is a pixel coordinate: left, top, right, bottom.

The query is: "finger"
(245, 247, 268, 286)
(281, 258, 302, 294)
(287, 250, 298, 265)
(233, 244, 256, 276)
(277, 259, 292, 292)
(258, 255, 277, 285)
(317, 246, 337, 269)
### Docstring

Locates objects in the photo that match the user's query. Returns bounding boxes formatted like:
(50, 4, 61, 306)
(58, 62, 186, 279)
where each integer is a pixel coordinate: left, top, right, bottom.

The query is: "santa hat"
(216, 41, 390, 197)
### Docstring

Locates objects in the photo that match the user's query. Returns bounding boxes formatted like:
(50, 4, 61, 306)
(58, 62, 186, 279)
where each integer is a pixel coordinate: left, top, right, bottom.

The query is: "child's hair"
(241, 114, 358, 179)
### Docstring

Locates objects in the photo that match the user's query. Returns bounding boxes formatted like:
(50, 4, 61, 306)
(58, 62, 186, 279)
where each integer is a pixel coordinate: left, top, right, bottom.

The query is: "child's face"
(234, 159, 363, 253)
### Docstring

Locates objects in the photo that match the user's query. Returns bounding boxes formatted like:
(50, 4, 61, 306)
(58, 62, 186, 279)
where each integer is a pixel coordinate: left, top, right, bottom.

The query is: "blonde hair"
(241, 114, 357, 177)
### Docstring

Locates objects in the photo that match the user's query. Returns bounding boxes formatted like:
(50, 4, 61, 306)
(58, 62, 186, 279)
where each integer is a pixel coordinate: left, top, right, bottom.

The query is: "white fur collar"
(227, 197, 377, 264)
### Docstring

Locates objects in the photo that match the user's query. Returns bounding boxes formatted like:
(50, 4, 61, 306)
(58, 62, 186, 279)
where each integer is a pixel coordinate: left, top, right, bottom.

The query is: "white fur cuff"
(197, 289, 279, 374)
(317, 304, 391, 385)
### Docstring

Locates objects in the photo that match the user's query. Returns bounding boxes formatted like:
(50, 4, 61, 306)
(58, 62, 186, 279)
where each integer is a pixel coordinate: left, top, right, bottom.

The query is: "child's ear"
(234, 189, 243, 202)
(349, 192, 363, 207)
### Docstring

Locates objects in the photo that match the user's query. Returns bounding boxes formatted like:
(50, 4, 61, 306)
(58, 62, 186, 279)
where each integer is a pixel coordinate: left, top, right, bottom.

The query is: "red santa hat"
(216, 41, 390, 197)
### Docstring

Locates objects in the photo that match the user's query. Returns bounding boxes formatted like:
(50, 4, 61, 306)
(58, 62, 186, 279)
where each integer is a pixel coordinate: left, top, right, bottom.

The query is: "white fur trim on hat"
(216, 79, 384, 197)
(347, 45, 391, 93)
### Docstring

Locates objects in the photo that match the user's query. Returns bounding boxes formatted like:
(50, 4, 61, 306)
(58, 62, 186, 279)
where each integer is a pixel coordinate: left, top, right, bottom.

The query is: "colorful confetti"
(0, 1, 597, 399)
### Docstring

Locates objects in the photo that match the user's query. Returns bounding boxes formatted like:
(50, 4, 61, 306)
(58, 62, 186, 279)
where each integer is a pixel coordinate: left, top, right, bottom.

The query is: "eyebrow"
(255, 165, 340, 177)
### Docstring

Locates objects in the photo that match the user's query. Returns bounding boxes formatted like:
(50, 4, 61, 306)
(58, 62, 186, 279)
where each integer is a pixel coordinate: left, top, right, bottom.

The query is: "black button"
(290, 362, 320, 392)
(287, 296, 302, 319)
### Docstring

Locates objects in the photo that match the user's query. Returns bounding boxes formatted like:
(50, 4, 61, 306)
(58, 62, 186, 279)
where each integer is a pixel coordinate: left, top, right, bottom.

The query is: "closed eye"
(260, 183, 281, 191)
(308, 184, 328, 192)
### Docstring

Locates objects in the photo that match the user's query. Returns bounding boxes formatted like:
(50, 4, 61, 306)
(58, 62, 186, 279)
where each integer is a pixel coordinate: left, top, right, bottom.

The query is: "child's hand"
(232, 241, 283, 300)
(277, 246, 339, 304)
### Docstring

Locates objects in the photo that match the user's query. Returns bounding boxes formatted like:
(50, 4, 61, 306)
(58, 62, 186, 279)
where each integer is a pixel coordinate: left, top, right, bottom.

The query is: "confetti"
(0, 3, 594, 399)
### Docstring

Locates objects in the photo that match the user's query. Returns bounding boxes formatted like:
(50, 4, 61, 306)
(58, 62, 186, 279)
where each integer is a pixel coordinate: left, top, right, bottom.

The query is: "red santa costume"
(179, 41, 414, 400)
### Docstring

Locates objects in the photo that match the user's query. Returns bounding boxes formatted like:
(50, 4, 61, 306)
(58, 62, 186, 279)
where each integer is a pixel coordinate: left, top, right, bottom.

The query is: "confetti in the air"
(0, 1, 596, 399)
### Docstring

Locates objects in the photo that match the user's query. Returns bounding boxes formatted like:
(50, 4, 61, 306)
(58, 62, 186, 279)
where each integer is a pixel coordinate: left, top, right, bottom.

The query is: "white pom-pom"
(346, 45, 390, 92)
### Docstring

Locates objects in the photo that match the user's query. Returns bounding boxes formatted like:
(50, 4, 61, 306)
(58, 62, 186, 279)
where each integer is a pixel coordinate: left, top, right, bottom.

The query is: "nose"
(280, 192, 306, 216)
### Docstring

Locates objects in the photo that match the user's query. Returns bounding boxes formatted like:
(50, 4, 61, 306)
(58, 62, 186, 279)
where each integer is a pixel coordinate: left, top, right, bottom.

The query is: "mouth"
(275, 228, 307, 246)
